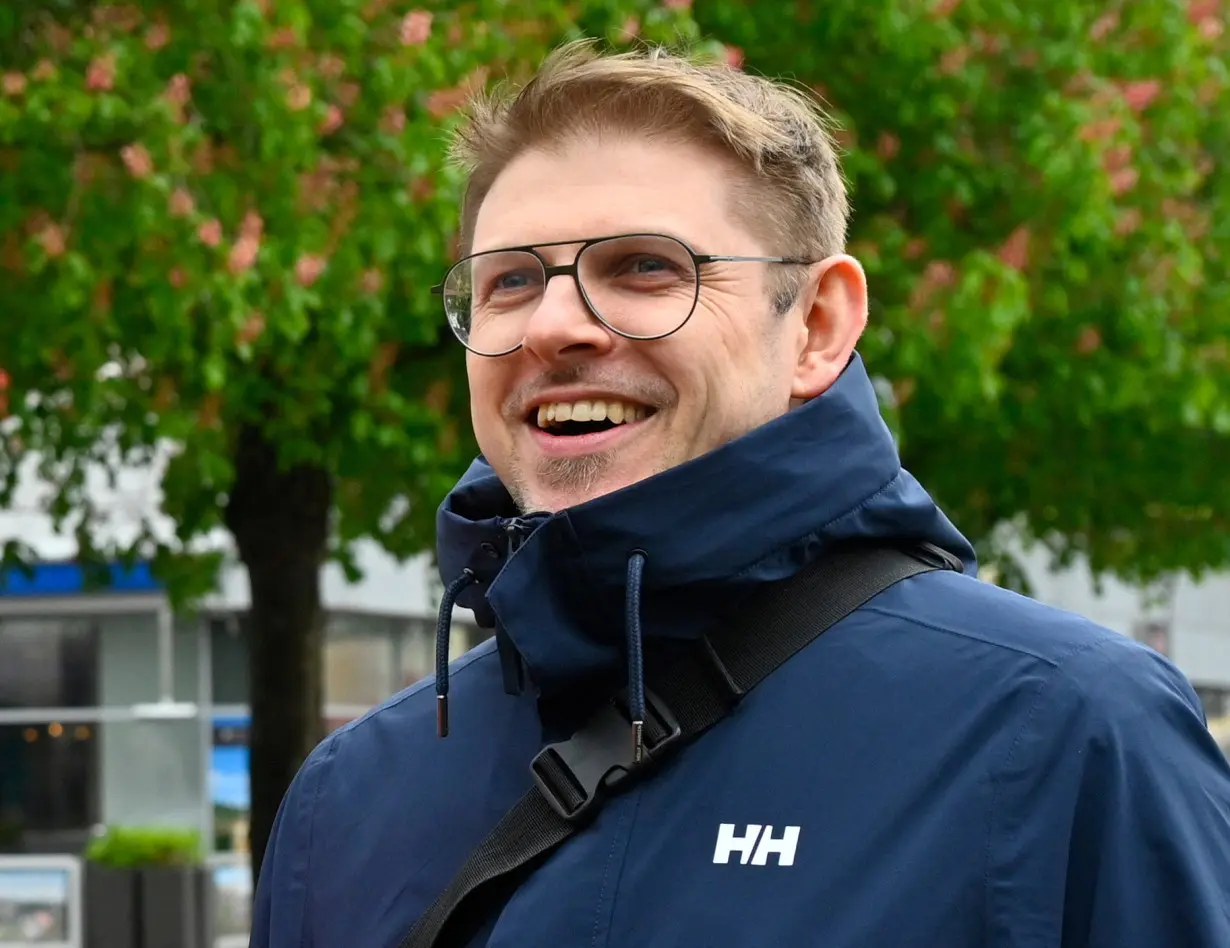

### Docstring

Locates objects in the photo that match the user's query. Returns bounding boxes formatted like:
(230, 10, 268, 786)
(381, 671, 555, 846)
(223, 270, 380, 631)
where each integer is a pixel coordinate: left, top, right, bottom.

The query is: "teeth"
(535, 399, 649, 430)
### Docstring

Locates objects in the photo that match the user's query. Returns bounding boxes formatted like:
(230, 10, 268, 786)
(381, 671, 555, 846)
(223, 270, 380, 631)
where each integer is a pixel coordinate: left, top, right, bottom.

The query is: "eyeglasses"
(431, 233, 814, 357)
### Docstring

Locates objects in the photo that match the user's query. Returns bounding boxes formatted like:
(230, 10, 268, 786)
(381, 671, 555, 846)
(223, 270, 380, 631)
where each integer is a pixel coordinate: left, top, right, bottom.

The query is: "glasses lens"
(578, 235, 698, 339)
(443, 250, 544, 355)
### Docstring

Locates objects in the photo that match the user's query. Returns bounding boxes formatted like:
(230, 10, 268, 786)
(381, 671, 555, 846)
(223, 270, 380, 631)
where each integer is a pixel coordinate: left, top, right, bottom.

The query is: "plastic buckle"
(530, 690, 682, 822)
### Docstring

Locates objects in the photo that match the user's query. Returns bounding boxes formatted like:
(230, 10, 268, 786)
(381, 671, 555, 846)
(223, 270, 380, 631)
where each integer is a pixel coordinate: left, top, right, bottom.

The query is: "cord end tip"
(631, 719, 645, 764)
(436, 694, 450, 738)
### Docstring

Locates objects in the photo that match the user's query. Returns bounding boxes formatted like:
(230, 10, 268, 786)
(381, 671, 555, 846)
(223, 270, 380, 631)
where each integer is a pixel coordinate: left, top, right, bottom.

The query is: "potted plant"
(84, 826, 209, 948)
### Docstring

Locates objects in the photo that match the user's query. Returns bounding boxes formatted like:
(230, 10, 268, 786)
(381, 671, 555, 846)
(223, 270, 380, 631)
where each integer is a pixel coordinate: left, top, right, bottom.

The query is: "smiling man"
(251, 42, 1230, 948)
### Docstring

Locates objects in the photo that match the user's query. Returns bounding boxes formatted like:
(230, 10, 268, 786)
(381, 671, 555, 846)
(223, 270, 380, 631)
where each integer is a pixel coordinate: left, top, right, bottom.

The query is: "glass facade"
(0, 594, 481, 858)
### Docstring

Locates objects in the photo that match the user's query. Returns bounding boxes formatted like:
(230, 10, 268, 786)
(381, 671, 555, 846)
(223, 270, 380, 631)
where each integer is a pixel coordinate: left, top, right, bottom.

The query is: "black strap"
(400, 543, 959, 948)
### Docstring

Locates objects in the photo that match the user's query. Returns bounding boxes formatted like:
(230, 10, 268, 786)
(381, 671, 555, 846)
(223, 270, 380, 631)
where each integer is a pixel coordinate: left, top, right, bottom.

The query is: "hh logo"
(712, 823, 801, 867)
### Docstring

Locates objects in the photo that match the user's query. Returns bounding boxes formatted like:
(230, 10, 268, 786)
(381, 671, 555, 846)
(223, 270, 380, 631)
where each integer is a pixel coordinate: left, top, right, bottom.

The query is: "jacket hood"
(436, 353, 976, 702)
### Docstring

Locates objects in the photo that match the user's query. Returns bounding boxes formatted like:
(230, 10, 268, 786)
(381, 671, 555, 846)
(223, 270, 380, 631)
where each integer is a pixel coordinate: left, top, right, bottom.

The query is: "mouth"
(526, 398, 657, 447)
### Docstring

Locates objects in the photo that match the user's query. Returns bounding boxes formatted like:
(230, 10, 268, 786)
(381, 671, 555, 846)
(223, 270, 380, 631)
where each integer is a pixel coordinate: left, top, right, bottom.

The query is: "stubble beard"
(507, 451, 618, 513)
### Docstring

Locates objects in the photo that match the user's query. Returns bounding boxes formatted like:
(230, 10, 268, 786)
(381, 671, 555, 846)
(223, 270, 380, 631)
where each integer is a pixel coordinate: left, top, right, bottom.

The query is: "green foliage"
(0, 0, 708, 600)
(697, 0, 1230, 584)
(84, 825, 202, 867)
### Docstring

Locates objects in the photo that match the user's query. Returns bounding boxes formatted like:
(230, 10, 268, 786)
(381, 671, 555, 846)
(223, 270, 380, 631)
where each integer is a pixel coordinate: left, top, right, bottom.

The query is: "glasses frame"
(431, 233, 816, 357)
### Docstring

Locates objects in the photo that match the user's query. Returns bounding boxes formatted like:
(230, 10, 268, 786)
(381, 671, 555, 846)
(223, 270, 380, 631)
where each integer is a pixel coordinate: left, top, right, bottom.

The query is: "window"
(209, 616, 249, 706)
(0, 722, 97, 854)
(0, 619, 98, 709)
(324, 615, 397, 708)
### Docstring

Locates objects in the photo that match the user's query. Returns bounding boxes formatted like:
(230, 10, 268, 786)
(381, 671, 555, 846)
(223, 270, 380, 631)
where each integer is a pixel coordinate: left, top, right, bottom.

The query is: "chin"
(527, 464, 662, 513)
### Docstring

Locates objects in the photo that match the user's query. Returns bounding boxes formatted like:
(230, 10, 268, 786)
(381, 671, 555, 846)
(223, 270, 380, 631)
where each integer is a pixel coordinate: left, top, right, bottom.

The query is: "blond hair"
(447, 40, 849, 313)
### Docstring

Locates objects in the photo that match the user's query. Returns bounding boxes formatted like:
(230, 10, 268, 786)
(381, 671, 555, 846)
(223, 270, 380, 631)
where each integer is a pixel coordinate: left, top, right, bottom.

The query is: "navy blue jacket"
(252, 354, 1230, 947)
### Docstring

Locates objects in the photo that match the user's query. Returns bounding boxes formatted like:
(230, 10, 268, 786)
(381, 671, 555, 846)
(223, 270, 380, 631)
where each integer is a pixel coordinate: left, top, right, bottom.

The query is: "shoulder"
(866, 568, 1144, 670)
(270, 635, 509, 846)
(861, 568, 1208, 758)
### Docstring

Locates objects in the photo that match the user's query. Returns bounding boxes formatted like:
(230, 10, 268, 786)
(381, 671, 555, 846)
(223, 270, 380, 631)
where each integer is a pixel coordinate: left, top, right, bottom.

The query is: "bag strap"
(399, 543, 961, 948)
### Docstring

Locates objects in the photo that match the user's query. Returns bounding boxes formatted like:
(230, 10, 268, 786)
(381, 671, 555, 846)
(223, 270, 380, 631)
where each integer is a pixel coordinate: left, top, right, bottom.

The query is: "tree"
(0, 0, 710, 882)
(696, 0, 1230, 588)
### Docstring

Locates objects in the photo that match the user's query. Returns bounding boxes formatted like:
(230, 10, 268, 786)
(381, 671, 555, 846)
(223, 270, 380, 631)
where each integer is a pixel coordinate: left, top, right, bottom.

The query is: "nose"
(520, 271, 615, 363)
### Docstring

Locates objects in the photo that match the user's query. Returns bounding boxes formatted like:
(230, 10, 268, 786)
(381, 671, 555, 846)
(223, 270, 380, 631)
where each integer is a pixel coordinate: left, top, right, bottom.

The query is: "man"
(252, 41, 1230, 947)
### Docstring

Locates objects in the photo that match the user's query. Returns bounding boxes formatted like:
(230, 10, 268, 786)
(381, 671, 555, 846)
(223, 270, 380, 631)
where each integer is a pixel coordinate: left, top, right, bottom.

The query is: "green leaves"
(697, 0, 1230, 583)
(0, 1, 704, 603)
(4, 0, 1226, 596)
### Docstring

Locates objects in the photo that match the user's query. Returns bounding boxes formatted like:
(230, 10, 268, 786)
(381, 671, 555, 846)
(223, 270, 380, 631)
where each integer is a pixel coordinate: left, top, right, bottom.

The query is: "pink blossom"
(996, 226, 1031, 271)
(724, 46, 744, 69)
(380, 106, 405, 134)
(618, 16, 640, 39)
(38, 224, 66, 258)
(145, 21, 170, 50)
(1109, 167, 1139, 195)
(1103, 143, 1133, 172)
(1089, 12, 1119, 41)
(1115, 208, 1143, 236)
(337, 81, 361, 107)
(1188, 0, 1220, 24)
(875, 132, 900, 160)
(319, 105, 344, 135)
(168, 267, 187, 288)
(295, 254, 327, 286)
(267, 27, 297, 50)
(931, 0, 961, 16)
(168, 188, 195, 217)
(319, 55, 346, 79)
(1079, 116, 1121, 142)
(86, 55, 116, 91)
(1121, 79, 1162, 111)
(240, 211, 264, 239)
(1199, 17, 1223, 39)
(120, 143, 153, 178)
(2, 73, 26, 96)
(165, 73, 191, 106)
(360, 268, 384, 294)
(400, 10, 433, 46)
(939, 45, 971, 75)
(198, 219, 223, 247)
(1076, 327, 1101, 354)
(663, 0, 691, 8)
(235, 312, 266, 345)
(32, 60, 56, 81)
(287, 83, 312, 110)
(228, 235, 261, 274)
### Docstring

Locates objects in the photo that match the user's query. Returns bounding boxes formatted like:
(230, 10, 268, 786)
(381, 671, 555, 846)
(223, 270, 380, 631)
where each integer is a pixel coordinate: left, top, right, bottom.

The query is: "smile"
(526, 398, 657, 455)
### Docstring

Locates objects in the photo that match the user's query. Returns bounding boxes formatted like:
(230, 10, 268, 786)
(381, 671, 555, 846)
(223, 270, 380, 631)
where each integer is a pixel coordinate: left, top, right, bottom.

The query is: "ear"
(790, 254, 868, 401)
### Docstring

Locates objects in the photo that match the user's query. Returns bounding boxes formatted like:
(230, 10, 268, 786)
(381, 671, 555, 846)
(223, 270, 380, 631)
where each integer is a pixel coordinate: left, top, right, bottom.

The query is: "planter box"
(140, 866, 209, 948)
(84, 862, 140, 948)
(84, 864, 210, 948)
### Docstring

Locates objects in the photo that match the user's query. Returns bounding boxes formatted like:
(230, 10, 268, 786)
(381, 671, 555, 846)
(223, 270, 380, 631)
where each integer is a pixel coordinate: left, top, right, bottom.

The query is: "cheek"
(466, 361, 507, 431)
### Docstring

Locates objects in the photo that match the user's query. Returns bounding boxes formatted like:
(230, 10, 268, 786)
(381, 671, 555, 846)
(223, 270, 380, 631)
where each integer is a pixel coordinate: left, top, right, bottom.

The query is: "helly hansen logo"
(712, 824, 800, 867)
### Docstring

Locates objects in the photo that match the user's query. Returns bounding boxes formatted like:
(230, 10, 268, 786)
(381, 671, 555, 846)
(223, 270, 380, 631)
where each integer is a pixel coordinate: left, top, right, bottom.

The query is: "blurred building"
(1, 454, 1228, 859)
(0, 450, 480, 857)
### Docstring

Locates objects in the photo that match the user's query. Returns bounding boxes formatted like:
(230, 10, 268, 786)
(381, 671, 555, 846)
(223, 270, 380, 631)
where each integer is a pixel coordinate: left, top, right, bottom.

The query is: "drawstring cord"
(625, 550, 648, 763)
(434, 545, 650, 760)
(435, 568, 479, 738)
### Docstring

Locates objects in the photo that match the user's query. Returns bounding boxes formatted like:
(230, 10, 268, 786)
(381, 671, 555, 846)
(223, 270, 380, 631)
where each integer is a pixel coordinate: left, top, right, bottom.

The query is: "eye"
(617, 255, 681, 278)
(494, 270, 534, 291)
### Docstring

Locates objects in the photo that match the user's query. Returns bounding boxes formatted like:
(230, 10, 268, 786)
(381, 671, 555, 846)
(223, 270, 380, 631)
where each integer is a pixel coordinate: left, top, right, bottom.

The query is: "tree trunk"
(224, 425, 332, 888)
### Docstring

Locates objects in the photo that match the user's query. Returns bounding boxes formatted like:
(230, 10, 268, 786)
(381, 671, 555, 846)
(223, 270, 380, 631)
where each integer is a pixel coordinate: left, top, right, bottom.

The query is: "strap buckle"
(530, 689, 682, 823)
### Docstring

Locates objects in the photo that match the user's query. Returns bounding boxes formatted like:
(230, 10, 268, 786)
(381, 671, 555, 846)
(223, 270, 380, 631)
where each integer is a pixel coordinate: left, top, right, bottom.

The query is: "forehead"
(472, 135, 754, 256)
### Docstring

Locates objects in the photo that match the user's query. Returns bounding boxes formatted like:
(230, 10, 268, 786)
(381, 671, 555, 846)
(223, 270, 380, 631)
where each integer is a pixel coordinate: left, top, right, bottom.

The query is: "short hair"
(447, 40, 849, 314)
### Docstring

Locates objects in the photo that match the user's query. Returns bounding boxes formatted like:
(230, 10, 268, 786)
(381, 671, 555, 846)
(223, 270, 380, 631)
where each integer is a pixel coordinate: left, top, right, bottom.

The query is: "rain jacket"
(251, 354, 1230, 948)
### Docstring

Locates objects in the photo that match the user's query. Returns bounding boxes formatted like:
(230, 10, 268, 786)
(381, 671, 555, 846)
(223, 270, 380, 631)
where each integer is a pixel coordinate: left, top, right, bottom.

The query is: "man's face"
(465, 135, 859, 513)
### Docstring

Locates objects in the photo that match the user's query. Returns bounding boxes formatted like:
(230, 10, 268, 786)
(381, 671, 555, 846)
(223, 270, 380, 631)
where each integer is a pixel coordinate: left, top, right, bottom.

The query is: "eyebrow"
(469, 230, 706, 257)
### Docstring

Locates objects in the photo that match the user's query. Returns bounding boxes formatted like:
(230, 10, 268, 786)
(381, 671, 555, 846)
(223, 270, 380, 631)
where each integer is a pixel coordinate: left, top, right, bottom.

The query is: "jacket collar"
(436, 353, 975, 699)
